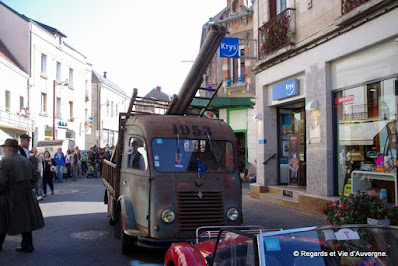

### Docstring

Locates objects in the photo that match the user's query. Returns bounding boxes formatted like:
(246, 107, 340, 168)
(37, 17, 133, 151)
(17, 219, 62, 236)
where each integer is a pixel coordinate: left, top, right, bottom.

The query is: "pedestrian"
(103, 147, 111, 161)
(18, 134, 38, 171)
(43, 151, 56, 196)
(88, 147, 97, 177)
(71, 148, 79, 181)
(81, 151, 88, 176)
(65, 149, 72, 180)
(97, 148, 104, 177)
(75, 146, 82, 177)
(33, 147, 44, 201)
(0, 138, 45, 252)
(53, 148, 65, 182)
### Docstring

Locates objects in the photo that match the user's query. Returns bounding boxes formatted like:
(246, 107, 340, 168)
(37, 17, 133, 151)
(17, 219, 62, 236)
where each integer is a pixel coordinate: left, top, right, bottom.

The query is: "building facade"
(201, 0, 256, 173)
(88, 71, 130, 149)
(0, 40, 33, 145)
(0, 1, 92, 149)
(251, 0, 398, 209)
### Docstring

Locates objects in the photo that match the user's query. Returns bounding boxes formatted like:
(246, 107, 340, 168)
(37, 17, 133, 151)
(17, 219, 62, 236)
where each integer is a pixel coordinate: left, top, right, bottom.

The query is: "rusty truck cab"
(116, 114, 241, 250)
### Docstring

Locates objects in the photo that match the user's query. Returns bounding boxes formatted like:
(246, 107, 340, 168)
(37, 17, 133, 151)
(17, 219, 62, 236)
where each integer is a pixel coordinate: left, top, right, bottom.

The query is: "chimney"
(156, 86, 161, 92)
(103, 72, 107, 79)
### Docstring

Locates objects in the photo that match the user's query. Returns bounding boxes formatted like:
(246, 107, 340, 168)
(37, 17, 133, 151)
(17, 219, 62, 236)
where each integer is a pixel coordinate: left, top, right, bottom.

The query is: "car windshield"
(258, 225, 398, 266)
(210, 229, 257, 266)
(151, 138, 235, 173)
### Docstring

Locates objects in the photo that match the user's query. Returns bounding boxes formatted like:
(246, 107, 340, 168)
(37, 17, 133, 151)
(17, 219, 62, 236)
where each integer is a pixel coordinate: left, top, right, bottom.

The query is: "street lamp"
(53, 80, 69, 140)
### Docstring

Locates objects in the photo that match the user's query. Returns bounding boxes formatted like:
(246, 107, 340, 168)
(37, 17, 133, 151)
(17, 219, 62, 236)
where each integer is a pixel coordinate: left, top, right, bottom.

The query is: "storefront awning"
(339, 120, 390, 145)
(191, 97, 255, 109)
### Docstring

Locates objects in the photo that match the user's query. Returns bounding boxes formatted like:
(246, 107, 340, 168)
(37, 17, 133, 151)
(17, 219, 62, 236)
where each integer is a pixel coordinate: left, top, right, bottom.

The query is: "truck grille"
(177, 191, 225, 231)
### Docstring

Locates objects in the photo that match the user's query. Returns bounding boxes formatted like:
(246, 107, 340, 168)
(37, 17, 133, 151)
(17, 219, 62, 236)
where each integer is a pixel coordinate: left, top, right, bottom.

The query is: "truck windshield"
(151, 138, 235, 173)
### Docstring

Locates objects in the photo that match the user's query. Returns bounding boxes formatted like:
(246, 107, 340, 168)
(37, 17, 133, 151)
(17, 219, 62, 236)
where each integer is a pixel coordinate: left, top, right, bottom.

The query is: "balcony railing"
(0, 110, 35, 131)
(258, 8, 295, 59)
(342, 0, 370, 15)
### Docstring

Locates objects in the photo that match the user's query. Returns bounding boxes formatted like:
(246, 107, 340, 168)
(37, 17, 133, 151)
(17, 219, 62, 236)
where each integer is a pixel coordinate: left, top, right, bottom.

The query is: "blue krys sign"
(219, 37, 239, 58)
(272, 78, 299, 101)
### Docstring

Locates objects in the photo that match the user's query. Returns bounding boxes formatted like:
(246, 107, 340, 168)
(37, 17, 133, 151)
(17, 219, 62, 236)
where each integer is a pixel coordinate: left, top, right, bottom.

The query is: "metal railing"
(258, 8, 295, 59)
(0, 110, 35, 131)
(342, 0, 370, 15)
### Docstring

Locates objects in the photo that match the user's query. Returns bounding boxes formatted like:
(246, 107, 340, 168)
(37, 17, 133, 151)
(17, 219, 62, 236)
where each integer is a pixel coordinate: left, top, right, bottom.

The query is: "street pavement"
(241, 182, 329, 229)
(0, 178, 328, 265)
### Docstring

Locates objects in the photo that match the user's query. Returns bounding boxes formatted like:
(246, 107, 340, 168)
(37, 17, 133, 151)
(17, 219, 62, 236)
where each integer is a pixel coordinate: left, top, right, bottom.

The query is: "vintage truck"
(102, 25, 243, 254)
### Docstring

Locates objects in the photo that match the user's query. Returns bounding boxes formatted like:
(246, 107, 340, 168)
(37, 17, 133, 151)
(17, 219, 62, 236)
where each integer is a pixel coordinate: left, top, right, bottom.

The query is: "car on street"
(164, 224, 398, 265)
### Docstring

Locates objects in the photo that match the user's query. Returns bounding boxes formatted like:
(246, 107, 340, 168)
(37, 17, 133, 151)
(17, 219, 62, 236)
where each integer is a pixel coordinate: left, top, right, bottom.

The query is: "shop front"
(334, 77, 398, 204)
(278, 103, 306, 186)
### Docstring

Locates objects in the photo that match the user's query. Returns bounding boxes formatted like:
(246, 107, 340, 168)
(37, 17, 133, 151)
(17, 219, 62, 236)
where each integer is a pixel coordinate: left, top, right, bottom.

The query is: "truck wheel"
(115, 209, 134, 254)
(114, 208, 122, 239)
(121, 231, 134, 255)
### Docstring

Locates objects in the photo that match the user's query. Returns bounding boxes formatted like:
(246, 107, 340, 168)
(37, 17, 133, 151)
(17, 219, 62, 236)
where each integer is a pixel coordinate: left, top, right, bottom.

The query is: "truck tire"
(115, 208, 134, 254)
(121, 231, 134, 255)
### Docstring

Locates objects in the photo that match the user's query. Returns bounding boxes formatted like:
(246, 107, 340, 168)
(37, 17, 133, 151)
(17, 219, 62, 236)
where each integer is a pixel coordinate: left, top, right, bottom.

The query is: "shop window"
(335, 78, 397, 201)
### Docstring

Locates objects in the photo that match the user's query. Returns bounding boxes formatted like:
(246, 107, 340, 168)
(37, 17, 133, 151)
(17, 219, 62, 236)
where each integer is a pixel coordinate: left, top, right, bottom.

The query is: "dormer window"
(58, 35, 62, 46)
(232, 0, 240, 13)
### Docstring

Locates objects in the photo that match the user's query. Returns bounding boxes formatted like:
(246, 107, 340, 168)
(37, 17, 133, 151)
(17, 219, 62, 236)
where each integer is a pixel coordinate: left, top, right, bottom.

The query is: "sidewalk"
(242, 182, 329, 229)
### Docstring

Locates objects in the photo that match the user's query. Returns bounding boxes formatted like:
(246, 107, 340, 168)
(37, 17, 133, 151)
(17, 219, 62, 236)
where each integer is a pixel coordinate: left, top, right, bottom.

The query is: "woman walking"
(43, 151, 56, 196)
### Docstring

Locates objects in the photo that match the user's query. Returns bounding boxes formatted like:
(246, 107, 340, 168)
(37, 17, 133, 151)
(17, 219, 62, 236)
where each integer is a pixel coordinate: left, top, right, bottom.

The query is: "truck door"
(121, 135, 150, 233)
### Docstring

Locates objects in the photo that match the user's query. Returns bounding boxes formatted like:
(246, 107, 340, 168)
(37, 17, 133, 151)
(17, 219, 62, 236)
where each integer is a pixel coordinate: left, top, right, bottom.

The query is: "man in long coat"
(0, 138, 45, 252)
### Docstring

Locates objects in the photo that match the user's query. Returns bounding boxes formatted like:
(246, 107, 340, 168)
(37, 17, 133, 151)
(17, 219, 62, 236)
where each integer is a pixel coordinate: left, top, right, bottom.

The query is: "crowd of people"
(34, 145, 114, 200)
(0, 134, 114, 253)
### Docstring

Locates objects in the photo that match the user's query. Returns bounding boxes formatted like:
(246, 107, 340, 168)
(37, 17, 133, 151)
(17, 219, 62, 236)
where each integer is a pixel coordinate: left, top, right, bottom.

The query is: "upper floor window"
(41, 93, 47, 113)
(41, 54, 47, 75)
(5, 90, 10, 112)
(69, 68, 74, 87)
(56, 97, 61, 116)
(270, 0, 289, 18)
(111, 101, 114, 117)
(56, 62, 61, 82)
(19, 96, 24, 110)
(69, 101, 74, 119)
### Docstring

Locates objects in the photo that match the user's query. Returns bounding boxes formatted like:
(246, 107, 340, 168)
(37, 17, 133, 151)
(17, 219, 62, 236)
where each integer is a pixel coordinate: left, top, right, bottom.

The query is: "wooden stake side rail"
(103, 160, 120, 198)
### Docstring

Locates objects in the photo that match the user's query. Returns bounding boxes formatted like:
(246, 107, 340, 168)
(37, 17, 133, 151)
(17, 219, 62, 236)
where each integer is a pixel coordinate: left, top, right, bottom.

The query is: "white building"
(87, 71, 130, 148)
(0, 1, 92, 148)
(0, 40, 33, 144)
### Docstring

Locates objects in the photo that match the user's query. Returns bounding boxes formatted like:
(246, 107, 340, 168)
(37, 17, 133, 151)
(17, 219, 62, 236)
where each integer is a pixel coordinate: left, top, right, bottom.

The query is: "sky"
(1, 0, 230, 97)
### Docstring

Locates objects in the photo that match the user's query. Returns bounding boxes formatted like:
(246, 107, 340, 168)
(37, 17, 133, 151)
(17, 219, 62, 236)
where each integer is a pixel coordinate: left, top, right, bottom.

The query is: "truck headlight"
(227, 208, 239, 221)
(161, 209, 175, 223)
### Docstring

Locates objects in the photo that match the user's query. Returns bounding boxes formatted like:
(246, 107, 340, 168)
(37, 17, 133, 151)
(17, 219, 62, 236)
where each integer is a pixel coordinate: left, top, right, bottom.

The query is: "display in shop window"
(334, 78, 398, 201)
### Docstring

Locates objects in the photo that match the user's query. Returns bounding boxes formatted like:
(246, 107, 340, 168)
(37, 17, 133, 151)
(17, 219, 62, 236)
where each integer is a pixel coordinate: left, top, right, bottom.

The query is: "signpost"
(218, 37, 239, 58)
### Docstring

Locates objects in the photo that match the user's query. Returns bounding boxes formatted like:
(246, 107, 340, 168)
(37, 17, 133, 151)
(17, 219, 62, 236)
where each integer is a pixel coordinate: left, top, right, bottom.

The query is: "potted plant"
(321, 192, 398, 225)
